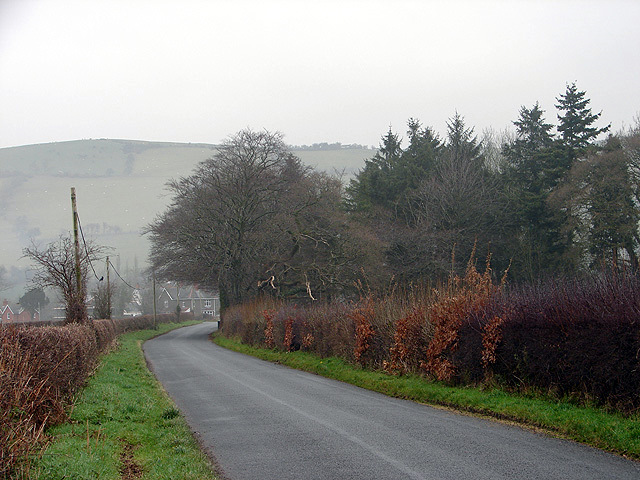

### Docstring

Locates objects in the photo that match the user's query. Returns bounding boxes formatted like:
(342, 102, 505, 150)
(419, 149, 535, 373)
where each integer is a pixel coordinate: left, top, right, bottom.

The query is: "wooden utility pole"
(71, 187, 82, 297)
(106, 256, 111, 319)
(153, 272, 158, 330)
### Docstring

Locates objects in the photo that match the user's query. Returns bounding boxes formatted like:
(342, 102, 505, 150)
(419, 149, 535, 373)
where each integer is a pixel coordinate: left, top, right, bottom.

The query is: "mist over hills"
(0, 139, 374, 299)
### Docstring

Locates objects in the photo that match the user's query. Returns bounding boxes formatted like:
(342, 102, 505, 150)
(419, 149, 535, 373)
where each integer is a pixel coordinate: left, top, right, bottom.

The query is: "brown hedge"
(221, 268, 640, 416)
(0, 313, 183, 479)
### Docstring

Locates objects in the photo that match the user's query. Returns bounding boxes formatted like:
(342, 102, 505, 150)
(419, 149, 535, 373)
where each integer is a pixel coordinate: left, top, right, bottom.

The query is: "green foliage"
(501, 86, 619, 280)
(18, 287, 49, 320)
(503, 126, 577, 279)
(556, 137, 640, 268)
(346, 120, 442, 216)
(556, 82, 611, 152)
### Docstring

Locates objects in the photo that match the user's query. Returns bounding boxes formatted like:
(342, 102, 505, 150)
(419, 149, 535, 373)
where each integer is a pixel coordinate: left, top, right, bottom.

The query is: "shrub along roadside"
(30, 322, 217, 480)
(220, 265, 640, 415)
(212, 334, 640, 460)
(0, 314, 189, 480)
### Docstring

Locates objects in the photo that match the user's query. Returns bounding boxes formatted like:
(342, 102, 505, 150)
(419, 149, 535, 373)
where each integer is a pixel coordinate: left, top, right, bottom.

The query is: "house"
(157, 283, 219, 318)
(123, 288, 143, 317)
(1, 300, 14, 324)
(1, 299, 40, 324)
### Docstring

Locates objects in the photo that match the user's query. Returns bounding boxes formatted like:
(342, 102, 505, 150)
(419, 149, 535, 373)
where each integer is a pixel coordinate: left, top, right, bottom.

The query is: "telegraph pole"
(106, 256, 111, 319)
(153, 272, 158, 329)
(71, 188, 82, 298)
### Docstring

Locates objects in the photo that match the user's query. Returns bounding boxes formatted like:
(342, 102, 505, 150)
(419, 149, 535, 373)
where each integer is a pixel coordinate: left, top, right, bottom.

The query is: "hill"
(0, 139, 374, 299)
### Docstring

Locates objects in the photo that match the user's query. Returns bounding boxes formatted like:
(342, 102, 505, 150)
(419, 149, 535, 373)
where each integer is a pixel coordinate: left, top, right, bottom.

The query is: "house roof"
(1, 300, 15, 315)
(158, 283, 217, 301)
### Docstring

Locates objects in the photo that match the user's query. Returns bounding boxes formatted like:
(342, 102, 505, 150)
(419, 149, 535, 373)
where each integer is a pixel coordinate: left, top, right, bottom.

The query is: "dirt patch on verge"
(119, 443, 143, 479)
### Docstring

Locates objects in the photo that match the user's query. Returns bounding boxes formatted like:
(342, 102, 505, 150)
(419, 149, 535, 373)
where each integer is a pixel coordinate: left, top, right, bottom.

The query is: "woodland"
(147, 82, 640, 308)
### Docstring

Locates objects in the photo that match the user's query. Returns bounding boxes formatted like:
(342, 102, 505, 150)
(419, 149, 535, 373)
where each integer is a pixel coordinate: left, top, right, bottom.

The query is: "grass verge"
(213, 334, 640, 461)
(30, 322, 217, 480)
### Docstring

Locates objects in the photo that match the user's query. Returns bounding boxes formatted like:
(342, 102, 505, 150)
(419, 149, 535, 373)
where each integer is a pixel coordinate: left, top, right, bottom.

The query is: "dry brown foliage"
(423, 251, 505, 381)
(349, 296, 377, 366)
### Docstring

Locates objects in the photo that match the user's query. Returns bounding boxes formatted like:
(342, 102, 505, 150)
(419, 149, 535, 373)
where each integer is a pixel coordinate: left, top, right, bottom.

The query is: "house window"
(6, 312, 10, 320)
(205, 300, 212, 308)
(164, 300, 168, 308)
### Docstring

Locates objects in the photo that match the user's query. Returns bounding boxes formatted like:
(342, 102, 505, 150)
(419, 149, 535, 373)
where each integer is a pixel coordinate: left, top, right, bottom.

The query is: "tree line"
(146, 82, 639, 310)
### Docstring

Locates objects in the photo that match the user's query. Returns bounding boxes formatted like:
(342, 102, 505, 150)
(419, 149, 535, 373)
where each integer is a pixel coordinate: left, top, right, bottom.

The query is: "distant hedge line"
(0, 313, 190, 479)
(221, 266, 640, 417)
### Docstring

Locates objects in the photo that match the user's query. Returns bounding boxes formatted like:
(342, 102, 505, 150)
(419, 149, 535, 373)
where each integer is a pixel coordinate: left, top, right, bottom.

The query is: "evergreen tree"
(346, 120, 441, 215)
(560, 136, 640, 269)
(502, 103, 576, 279)
(444, 112, 482, 166)
(396, 119, 442, 212)
(556, 82, 610, 152)
(19, 287, 49, 320)
(513, 102, 554, 151)
(346, 128, 402, 212)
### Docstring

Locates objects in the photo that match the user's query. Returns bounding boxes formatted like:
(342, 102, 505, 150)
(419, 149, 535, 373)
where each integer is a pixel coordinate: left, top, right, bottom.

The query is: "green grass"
(212, 334, 640, 460)
(31, 322, 217, 480)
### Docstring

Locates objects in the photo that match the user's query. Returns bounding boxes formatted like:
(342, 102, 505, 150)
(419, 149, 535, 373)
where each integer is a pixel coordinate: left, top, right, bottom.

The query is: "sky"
(1, 0, 639, 149)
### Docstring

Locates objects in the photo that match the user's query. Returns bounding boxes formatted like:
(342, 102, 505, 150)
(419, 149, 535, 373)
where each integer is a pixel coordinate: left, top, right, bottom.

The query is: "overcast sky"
(1, 0, 638, 149)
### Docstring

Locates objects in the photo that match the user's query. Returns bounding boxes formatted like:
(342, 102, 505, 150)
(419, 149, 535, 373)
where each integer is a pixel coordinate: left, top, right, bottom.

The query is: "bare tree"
(23, 235, 105, 323)
(147, 129, 379, 308)
(92, 282, 113, 320)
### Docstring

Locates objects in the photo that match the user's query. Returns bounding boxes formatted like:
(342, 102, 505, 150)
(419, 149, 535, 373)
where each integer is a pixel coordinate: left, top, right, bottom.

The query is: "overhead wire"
(108, 259, 137, 290)
(77, 211, 137, 290)
(76, 212, 102, 281)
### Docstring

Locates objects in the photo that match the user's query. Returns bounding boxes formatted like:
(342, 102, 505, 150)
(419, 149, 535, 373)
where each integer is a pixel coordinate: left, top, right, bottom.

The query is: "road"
(143, 322, 640, 480)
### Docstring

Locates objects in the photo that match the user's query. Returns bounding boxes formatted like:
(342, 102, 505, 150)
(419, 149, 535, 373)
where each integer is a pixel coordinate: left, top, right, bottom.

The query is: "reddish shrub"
(424, 253, 504, 381)
(385, 306, 430, 374)
(263, 310, 275, 348)
(490, 272, 640, 413)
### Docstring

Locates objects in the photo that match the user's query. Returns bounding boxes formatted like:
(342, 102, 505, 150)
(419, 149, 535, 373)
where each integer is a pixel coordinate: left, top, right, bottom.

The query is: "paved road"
(143, 322, 640, 480)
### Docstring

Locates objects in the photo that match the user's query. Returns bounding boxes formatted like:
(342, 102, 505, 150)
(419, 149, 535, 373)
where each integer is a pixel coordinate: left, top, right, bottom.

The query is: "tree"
(556, 82, 610, 153)
(555, 137, 640, 269)
(345, 128, 404, 213)
(23, 235, 104, 323)
(388, 114, 512, 280)
(18, 287, 49, 320)
(346, 120, 441, 220)
(147, 129, 295, 307)
(147, 129, 376, 308)
(92, 282, 113, 319)
(444, 112, 482, 167)
(500, 102, 584, 280)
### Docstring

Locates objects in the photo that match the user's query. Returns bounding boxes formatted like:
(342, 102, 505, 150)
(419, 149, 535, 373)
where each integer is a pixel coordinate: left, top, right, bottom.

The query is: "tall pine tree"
(556, 82, 610, 153)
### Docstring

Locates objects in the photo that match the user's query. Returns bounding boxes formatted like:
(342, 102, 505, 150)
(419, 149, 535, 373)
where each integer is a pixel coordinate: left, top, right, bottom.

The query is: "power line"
(75, 212, 102, 282)
(75, 208, 136, 290)
(108, 259, 137, 290)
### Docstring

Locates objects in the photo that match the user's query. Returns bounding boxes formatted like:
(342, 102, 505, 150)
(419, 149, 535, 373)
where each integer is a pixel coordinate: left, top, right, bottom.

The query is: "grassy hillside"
(0, 139, 374, 299)
(0, 139, 217, 177)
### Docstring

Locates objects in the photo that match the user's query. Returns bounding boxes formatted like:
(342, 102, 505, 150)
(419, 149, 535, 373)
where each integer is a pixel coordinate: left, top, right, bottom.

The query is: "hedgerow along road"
(143, 322, 640, 480)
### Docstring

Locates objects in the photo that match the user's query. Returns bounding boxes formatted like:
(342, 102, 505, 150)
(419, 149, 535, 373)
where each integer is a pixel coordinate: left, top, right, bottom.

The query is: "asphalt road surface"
(143, 322, 640, 480)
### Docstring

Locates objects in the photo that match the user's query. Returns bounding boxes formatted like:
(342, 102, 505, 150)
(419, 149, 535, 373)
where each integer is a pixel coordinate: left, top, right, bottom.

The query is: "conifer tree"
(556, 82, 610, 152)
(502, 103, 576, 279)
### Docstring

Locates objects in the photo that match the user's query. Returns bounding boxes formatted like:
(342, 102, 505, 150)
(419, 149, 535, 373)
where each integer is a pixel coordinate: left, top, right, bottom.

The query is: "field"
(0, 139, 374, 298)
